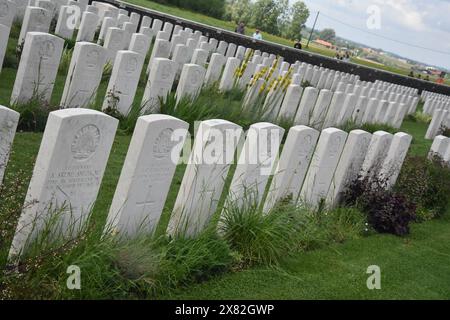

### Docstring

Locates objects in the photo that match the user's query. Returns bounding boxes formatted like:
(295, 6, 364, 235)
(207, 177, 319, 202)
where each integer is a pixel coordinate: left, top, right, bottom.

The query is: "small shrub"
(407, 111, 432, 124)
(397, 156, 450, 219)
(344, 176, 417, 236)
(12, 100, 56, 132)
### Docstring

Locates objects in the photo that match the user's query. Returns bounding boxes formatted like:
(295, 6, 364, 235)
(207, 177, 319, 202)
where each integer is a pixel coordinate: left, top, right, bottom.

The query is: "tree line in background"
(151, 0, 310, 39)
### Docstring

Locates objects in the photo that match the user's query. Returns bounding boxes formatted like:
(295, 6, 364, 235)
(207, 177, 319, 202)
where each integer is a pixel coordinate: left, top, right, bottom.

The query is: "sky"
(297, 0, 450, 70)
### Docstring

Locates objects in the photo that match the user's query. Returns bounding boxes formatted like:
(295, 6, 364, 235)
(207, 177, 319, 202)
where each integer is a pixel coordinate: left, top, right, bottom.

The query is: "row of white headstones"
(421, 90, 450, 140)
(1, 106, 412, 262)
(0, 0, 425, 263)
(0, 0, 421, 133)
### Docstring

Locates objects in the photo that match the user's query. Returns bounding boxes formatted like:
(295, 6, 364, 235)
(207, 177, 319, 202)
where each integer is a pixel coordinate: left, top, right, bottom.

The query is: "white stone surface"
(0, 0, 16, 28)
(167, 119, 243, 237)
(219, 57, 240, 92)
(55, 5, 77, 40)
(263, 125, 319, 213)
(0, 105, 20, 185)
(0, 24, 10, 73)
(106, 115, 188, 238)
(61, 42, 107, 108)
(360, 131, 394, 179)
(310, 89, 333, 130)
(76, 11, 99, 42)
(429, 135, 450, 160)
(11, 32, 64, 105)
(380, 132, 412, 188)
(278, 84, 303, 120)
(9, 109, 118, 260)
(103, 27, 126, 63)
(18, 6, 52, 45)
(225, 123, 284, 211)
(326, 130, 372, 207)
(204, 53, 226, 86)
(147, 38, 170, 73)
(142, 58, 176, 113)
(294, 87, 319, 126)
(300, 128, 348, 207)
(102, 50, 144, 116)
(128, 32, 151, 57)
(175, 63, 206, 103)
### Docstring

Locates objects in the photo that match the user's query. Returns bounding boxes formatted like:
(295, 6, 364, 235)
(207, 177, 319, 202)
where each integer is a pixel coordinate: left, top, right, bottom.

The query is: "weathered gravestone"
(0, 105, 20, 185)
(18, 6, 51, 46)
(300, 128, 348, 208)
(167, 120, 242, 238)
(102, 50, 144, 116)
(11, 32, 64, 105)
(225, 123, 284, 212)
(0, 0, 16, 28)
(379, 132, 412, 189)
(360, 131, 393, 180)
(278, 84, 303, 120)
(204, 53, 226, 85)
(103, 27, 126, 63)
(61, 42, 107, 108)
(219, 57, 240, 92)
(175, 63, 206, 104)
(428, 135, 450, 160)
(142, 58, 176, 114)
(55, 5, 78, 40)
(76, 11, 99, 42)
(9, 109, 118, 261)
(326, 130, 372, 207)
(0, 24, 10, 73)
(310, 89, 333, 130)
(294, 87, 319, 126)
(263, 125, 319, 213)
(147, 38, 170, 73)
(105, 115, 188, 238)
(128, 32, 151, 57)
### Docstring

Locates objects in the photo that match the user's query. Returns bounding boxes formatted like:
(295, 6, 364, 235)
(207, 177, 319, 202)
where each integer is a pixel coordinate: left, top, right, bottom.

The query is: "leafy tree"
(318, 28, 336, 42)
(284, 1, 310, 40)
(226, 0, 253, 24)
(251, 0, 286, 35)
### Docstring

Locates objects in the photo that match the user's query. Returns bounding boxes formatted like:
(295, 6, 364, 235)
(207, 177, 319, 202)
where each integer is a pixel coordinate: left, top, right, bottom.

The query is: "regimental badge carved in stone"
(71, 125, 101, 161)
(86, 49, 100, 68)
(125, 57, 138, 74)
(0, 1, 9, 18)
(39, 40, 55, 59)
(153, 128, 175, 159)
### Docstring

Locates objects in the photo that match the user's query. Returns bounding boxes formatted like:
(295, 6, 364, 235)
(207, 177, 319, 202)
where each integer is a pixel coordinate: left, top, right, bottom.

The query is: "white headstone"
(76, 11, 99, 42)
(310, 89, 333, 129)
(103, 27, 126, 63)
(9, 109, 118, 261)
(106, 115, 188, 238)
(147, 38, 170, 73)
(294, 87, 319, 126)
(225, 123, 284, 211)
(102, 50, 144, 116)
(11, 32, 64, 105)
(175, 63, 206, 103)
(204, 53, 226, 85)
(218, 57, 240, 92)
(167, 119, 242, 237)
(429, 135, 450, 160)
(0, 105, 20, 185)
(55, 5, 77, 40)
(326, 130, 372, 207)
(263, 125, 319, 213)
(128, 32, 151, 57)
(97, 16, 117, 43)
(0, 24, 10, 73)
(18, 6, 52, 46)
(142, 58, 176, 113)
(300, 128, 348, 207)
(278, 84, 303, 120)
(61, 42, 107, 108)
(360, 131, 393, 179)
(0, 0, 16, 28)
(379, 132, 412, 188)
